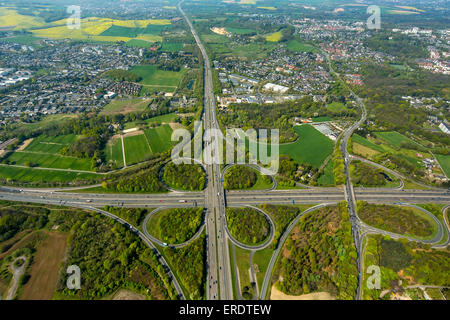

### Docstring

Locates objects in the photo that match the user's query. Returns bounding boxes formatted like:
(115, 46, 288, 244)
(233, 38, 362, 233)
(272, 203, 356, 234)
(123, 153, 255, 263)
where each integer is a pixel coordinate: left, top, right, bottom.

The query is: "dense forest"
(55, 210, 175, 299)
(363, 235, 450, 300)
(223, 165, 257, 190)
(0, 203, 49, 243)
(226, 207, 270, 245)
(259, 204, 300, 249)
(104, 69, 142, 83)
(350, 161, 392, 187)
(357, 202, 434, 238)
(104, 157, 167, 193)
(104, 206, 148, 227)
(163, 162, 205, 191)
(163, 235, 206, 300)
(0, 201, 176, 300)
(364, 33, 428, 60)
(274, 203, 358, 299)
(153, 208, 203, 244)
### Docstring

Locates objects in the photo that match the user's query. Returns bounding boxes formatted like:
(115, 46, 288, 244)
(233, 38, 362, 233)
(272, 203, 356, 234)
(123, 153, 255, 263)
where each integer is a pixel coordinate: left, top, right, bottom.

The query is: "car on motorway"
(86, 199, 92, 203)
(178, 200, 187, 203)
(162, 242, 168, 247)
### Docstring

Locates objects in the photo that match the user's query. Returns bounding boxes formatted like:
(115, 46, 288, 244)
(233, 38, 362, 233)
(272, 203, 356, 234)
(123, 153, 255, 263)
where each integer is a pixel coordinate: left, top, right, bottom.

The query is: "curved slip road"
(142, 206, 206, 249)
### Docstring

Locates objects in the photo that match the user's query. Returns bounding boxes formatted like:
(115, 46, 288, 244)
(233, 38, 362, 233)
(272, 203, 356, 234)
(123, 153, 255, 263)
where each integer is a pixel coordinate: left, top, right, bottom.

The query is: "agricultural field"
(279, 125, 334, 168)
(130, 65, 187, 93)
(265, 31, 282, 42)
(123, 134, 152, 165)
(104, 137, 124, 168)
(375, 131, 426, 151)
(0, 165, 100, 184)
(434, 154, 450, 178)
(100, 98, 150, 115)
(1, 134, 94, 172)
(0, 7, 46, 30)
(160, 42, 184, 52)
(226, 27, 256, 35)
(143, 124, 174, 154)
(29, 17, 170, 43)
(123, 125, 174, 166)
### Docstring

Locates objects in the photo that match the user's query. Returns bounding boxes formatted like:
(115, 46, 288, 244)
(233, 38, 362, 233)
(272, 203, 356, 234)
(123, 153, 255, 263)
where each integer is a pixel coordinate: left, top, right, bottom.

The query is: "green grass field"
(131, 65, 186, 86)
(230, 42, 277, 60)
(105, 137, 124, 168)
(352, 134, 386, 153)
(435, 154, 450, 178)
(125, 39, 154, 48)
(100, 98, 150, 115)
(286, 40, 318, 53)
(2, 134, 94, 171)
(123, 134, 152, 165)
(146, 113, 178, 124)
(327, 101, 347, 113)
(143, 124, 174, 154)
(279, 125, 334, 168)
(160, 42, 183, 52)
(4, 152, 92, 171)
(0, 165, 99, 183)
(226, 27, 256, 35)
(375, 131, 425, 151)
(317, 160, 335, 186)
(312, 116, 332, 123)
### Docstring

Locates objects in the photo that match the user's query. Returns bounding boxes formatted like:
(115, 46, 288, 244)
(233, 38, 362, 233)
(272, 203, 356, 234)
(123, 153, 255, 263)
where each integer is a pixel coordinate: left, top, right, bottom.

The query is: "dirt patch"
(353, 143, 379, 158)
(270, 285, 335, 300)
(20, 231, 68, 300)
(16, 138, 34, 151)
(169, 122, 183, 130)
(123, 130, 144, 138)
(112, 289, 146, 300)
